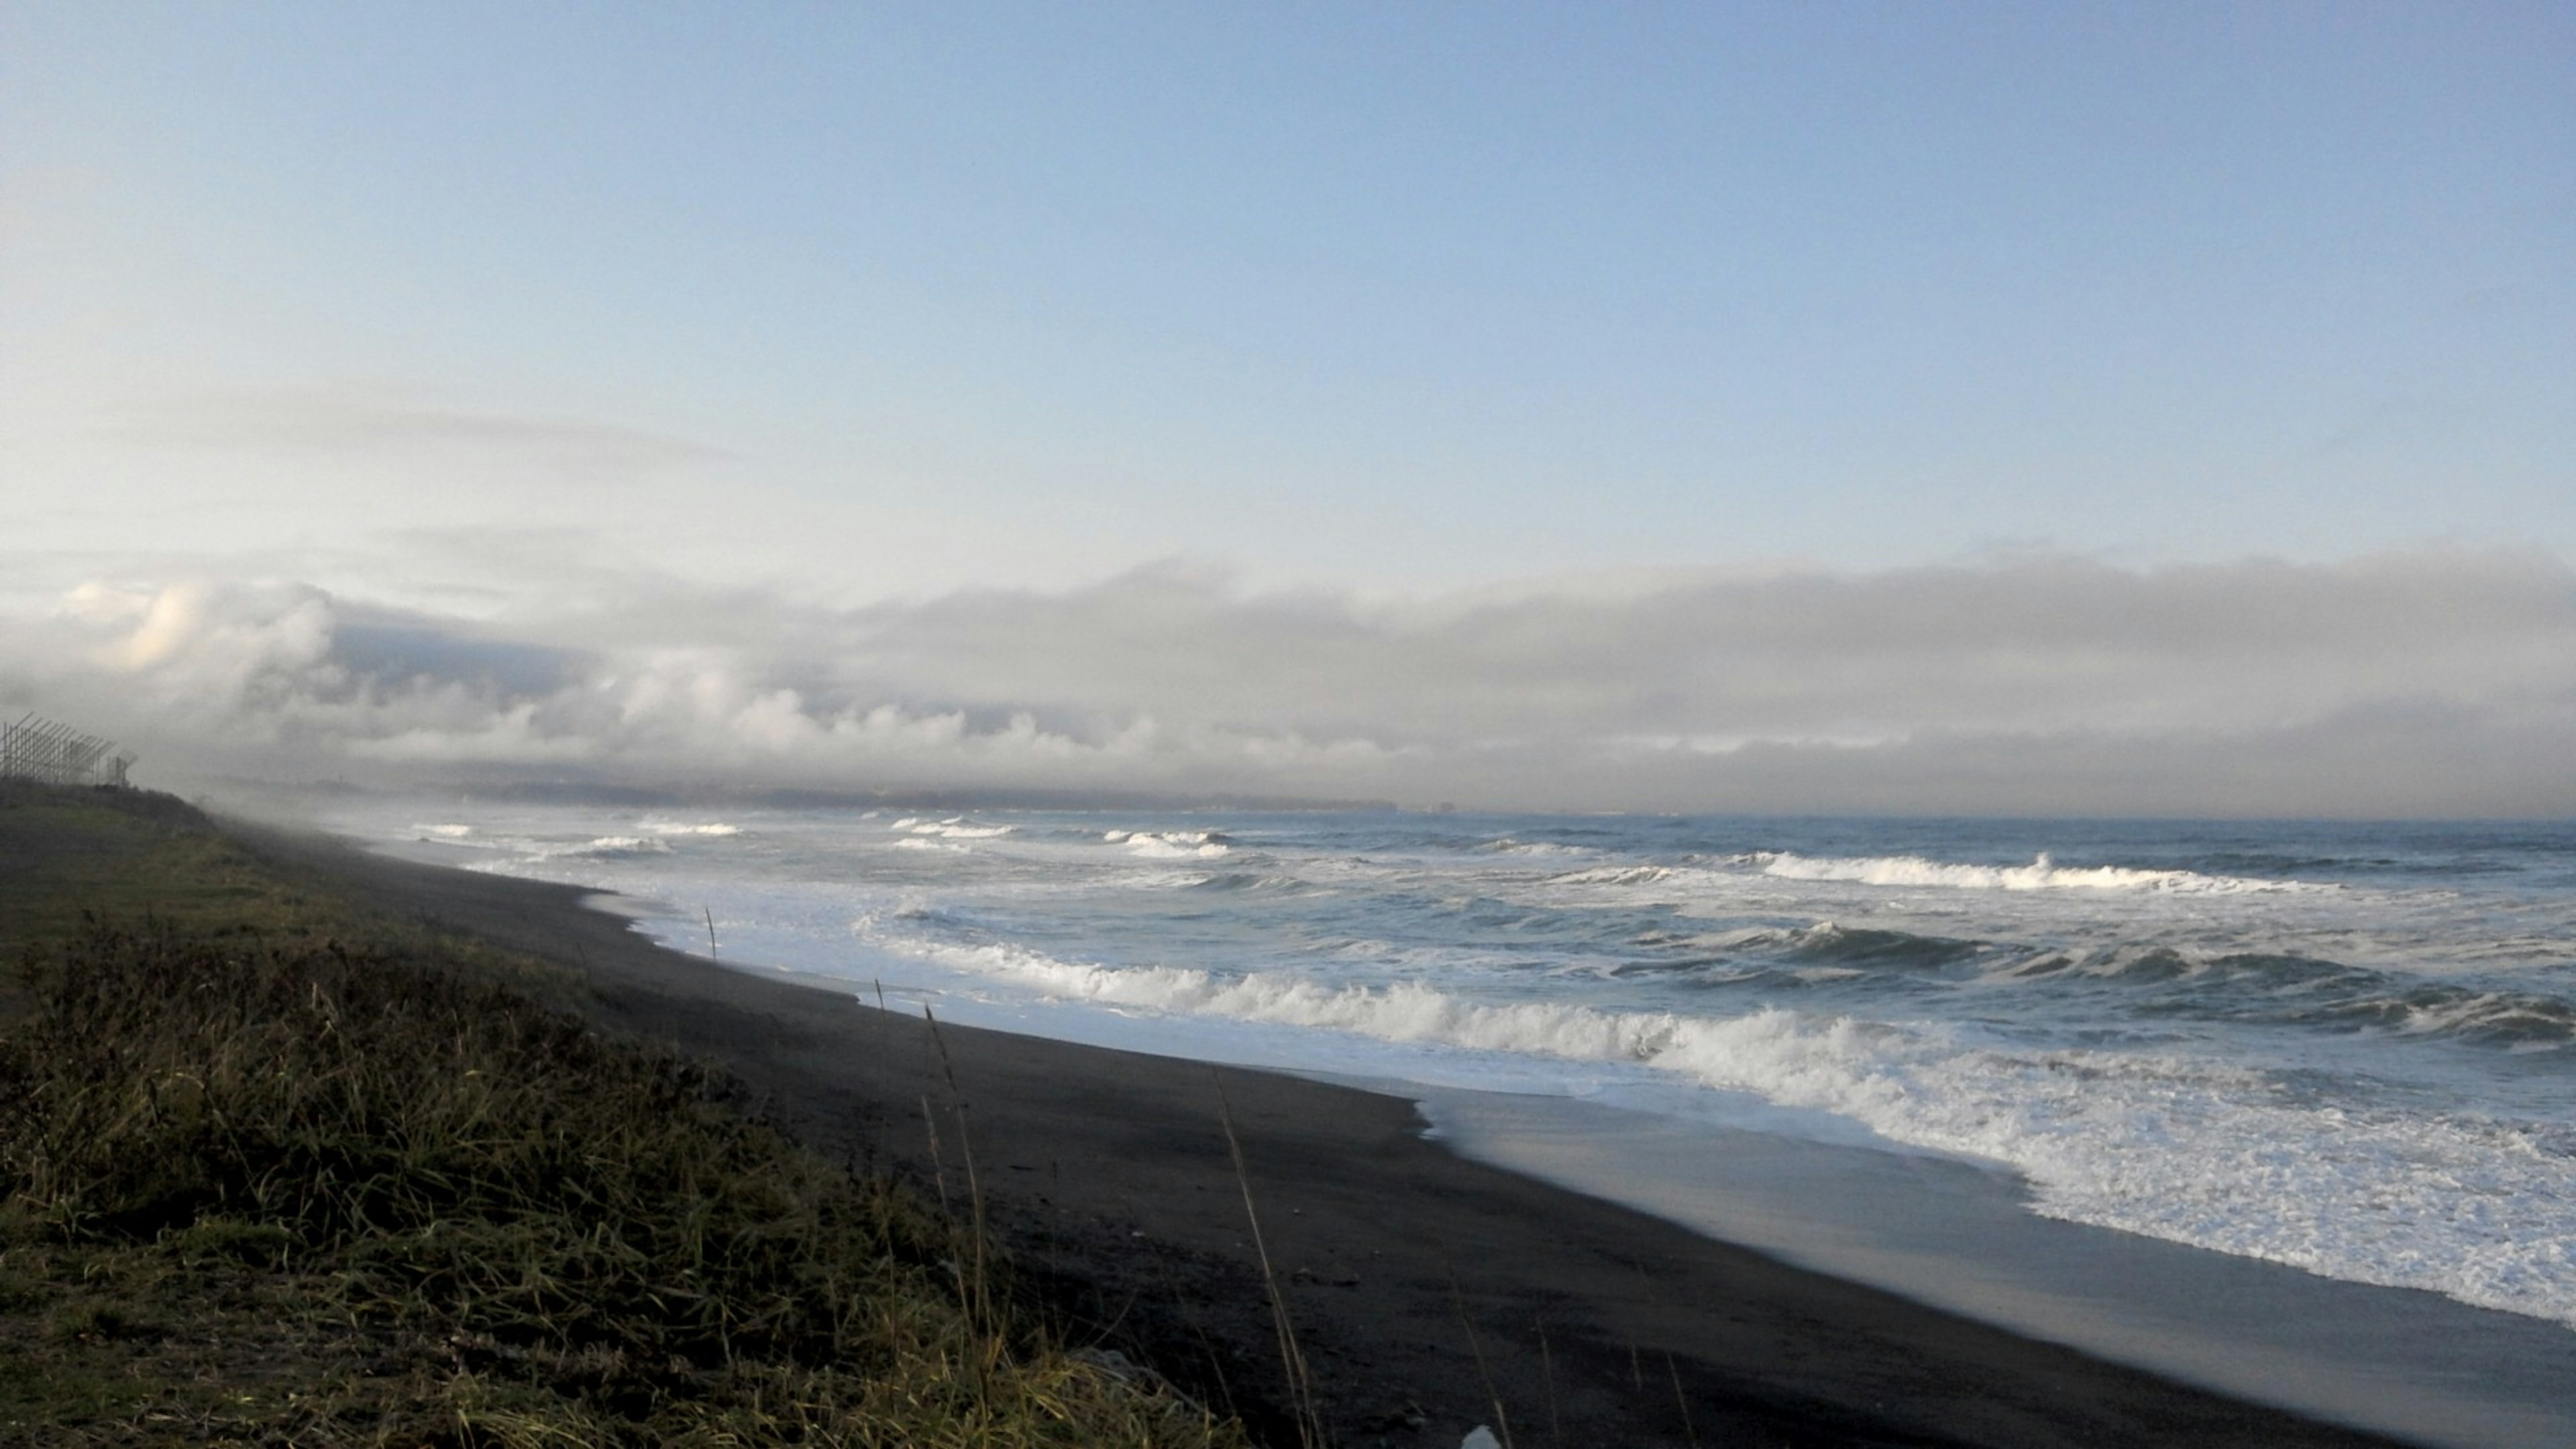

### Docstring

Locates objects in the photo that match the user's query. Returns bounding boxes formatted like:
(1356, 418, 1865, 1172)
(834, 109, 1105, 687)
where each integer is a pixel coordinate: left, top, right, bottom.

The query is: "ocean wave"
(1995, 945, 2358, 987)
(891, 816, 1016, 840)
(1640, 1009, 2576, 1326)
(855, 904, 981, 932)
(1105, 828, 1232, 858)
(1782, 922, 1987, 971)
(1739, 851, 2327, 895)
(2189, 851, 2394, 875)
(1187, 871, 1310, 894)
(870, 928, 2576, 1326)
(1477, 837, 1591, 857)
(638, 818, 743, 837)
(527, 835, 674, 860)
(411, 822, 477, 839)
(1990, 948, 2575, 1046)
(2324, 985, 2576, 1047)
(1549, 864, 1675, 887)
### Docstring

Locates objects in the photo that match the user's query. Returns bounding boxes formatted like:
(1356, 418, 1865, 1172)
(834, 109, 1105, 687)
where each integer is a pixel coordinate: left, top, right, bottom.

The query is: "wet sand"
(240, 819, 2416, 1448)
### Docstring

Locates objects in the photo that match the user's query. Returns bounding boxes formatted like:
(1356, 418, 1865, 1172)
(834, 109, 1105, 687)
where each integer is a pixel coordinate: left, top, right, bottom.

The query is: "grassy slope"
(0, 784, 1245, 1447)
(0, 782, 323, 1024)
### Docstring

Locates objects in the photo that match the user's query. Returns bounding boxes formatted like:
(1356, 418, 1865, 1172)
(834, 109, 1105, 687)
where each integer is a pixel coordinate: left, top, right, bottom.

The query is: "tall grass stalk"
(921, 1006, 997, 1346)
(1665, 1348, 1699, 1448)
(1212, 1077, 1323, 1449)
(1536, 1318, 1561, 1449)
(1448, 1268, 1514, 1449)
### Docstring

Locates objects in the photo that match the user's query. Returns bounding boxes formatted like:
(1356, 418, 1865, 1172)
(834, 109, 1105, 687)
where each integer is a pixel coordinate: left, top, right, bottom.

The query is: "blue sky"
(4, 3, 2573, 810)
(10, 1, 2569, 588)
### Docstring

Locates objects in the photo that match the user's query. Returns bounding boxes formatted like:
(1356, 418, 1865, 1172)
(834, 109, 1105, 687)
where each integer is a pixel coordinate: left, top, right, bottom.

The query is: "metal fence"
(1, 714, 133, 788)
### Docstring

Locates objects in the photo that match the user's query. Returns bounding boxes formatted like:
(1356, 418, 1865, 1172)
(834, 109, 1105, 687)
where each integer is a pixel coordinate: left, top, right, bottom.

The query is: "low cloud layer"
(5, 549, 2572, 817)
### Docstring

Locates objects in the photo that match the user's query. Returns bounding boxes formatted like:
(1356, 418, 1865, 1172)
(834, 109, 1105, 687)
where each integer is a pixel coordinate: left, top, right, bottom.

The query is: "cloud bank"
(4, 549, 2572, 817)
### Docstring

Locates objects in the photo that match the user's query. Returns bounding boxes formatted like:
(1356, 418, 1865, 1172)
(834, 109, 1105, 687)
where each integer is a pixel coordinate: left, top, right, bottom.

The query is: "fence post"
(0, 714, 133, 788)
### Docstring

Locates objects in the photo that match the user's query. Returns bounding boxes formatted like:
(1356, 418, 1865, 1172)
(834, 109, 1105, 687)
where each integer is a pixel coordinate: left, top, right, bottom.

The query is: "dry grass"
(0, 786, 1248, 1447)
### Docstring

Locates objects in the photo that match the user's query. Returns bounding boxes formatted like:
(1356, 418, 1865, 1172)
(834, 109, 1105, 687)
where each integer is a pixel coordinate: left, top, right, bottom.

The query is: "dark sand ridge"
(235, 820, 2412, 1449)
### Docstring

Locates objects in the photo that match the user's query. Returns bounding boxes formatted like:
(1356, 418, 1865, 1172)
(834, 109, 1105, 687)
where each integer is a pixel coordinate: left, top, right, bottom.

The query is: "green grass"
(0, 784, 1247, 1446)
(0, 781, 583, 1031)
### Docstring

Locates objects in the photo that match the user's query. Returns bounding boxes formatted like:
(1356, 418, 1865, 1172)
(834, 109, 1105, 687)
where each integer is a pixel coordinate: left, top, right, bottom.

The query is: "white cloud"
(4, 548, 2571, 816)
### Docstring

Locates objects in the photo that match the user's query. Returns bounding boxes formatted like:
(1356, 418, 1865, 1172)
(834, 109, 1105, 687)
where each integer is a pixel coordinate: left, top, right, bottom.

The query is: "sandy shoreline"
(235, 818, 2418, 1448)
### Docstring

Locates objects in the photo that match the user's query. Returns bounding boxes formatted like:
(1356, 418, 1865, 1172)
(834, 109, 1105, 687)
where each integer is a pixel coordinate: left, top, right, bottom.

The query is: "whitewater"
(317, 799, 2576, 1434)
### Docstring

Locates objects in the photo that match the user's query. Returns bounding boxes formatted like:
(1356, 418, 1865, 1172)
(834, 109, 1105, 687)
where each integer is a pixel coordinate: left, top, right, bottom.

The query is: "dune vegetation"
(0, 782, 1244, 1447)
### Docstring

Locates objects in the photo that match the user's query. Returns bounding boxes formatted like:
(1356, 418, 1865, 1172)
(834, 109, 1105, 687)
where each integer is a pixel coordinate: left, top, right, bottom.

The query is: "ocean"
(318, 799, 2576, 1444)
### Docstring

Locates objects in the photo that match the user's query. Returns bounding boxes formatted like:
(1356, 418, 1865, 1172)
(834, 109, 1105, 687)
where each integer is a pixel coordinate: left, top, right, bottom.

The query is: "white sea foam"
(1550, 864, 1674, 887)
(1108, 828, 1230, 858)
(900, 816, 1015, 840)
(639, 818, 743, 837)
(867, 927, 2575, 1327)
(1742, 851, 2323, 895)
(1479, 837, 1589, 857)
(519, 835, 674, 860)
(411, 822, 476, 838)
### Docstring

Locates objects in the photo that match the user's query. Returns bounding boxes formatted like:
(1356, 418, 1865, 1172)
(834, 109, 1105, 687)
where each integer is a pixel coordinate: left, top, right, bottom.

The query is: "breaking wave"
(1550, 864, 1675, 887)
(1674, 931, 2575, 1046)
(639, 818, 743, 837)
(1105, 828, 1232, 858)
(1741, 851, 2327, 895)
(869, 930, 2576, 1326)
(536, 835, 673, 860)
(890, 816, 1016, 840)
(1477, 837, 1592, 857)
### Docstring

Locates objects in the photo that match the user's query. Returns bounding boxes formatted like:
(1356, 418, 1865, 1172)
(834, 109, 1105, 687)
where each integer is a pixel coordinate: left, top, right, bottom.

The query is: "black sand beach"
(242, 820, 2416, 1449)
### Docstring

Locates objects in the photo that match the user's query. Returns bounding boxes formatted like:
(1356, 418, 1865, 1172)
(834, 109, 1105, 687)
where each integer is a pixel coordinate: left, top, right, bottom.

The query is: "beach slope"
(233, 818, 2420, 1449)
